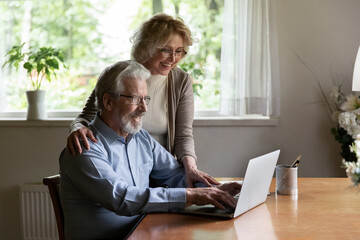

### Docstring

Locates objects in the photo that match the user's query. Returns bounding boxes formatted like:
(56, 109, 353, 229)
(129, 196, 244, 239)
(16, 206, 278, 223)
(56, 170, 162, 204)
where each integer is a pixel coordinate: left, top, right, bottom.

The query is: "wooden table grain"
(128, 178, 360, 240)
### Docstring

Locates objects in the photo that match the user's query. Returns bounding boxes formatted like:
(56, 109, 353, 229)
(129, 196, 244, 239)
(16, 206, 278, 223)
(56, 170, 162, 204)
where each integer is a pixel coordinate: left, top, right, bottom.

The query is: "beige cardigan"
(70, 61, 196, 162)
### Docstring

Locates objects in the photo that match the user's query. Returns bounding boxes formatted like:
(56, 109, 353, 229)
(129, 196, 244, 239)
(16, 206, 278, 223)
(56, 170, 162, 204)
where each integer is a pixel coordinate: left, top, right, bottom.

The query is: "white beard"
(122, 118, 142, 134)
(120, 111, 144, 134)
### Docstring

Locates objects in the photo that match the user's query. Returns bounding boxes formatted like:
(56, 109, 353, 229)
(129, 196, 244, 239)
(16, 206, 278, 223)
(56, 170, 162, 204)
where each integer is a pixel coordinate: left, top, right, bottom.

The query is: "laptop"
(182, 150, 280, 218)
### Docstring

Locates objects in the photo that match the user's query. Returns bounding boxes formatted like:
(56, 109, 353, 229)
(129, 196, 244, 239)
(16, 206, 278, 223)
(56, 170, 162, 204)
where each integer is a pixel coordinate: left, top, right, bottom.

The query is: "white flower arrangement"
(293, 52, 360, 185)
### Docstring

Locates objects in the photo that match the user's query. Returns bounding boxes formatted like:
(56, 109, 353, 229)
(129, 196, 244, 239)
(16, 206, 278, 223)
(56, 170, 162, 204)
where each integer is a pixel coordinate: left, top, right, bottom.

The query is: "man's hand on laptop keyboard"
(185, 182, 242, 210)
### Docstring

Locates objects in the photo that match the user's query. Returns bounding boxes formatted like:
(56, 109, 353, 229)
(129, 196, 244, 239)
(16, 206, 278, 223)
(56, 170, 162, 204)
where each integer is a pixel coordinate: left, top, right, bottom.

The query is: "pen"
(290, 154, 301, 168)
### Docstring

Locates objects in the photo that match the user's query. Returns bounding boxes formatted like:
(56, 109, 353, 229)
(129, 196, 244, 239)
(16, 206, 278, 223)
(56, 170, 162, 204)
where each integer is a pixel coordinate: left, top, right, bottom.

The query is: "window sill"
(0, 116, 279, 127)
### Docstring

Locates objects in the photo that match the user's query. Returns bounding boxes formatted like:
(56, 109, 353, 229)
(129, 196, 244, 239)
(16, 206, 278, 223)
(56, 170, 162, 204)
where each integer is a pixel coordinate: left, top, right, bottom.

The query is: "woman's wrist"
(71, 122, 86, 133)
(181, 156, 197, 171)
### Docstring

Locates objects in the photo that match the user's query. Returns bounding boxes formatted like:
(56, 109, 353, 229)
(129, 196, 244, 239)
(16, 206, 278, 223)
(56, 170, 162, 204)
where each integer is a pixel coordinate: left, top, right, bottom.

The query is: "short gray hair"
(95, 61, 150, 110)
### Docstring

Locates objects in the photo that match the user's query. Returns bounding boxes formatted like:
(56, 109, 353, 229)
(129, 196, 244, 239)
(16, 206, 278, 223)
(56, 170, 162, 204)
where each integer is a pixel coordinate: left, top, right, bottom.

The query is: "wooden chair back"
(43, 174, 64, 240)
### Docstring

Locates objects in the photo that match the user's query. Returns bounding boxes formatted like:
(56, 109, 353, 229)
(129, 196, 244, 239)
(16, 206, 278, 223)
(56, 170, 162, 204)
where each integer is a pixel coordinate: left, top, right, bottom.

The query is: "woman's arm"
(171, 69, 197, 161)
(170, 68, 219, 187)
(67, 89, 98, 154)
(70, 89, 98, 132)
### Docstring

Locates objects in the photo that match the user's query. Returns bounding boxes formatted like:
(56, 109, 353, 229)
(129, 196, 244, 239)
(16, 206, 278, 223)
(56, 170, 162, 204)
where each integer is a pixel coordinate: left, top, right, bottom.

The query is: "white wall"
(1, 0, 360, 239)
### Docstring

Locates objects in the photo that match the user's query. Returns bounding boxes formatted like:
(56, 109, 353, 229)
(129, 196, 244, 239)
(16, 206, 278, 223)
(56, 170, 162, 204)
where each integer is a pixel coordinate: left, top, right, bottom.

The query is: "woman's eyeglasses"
(158, 48, 187, 59)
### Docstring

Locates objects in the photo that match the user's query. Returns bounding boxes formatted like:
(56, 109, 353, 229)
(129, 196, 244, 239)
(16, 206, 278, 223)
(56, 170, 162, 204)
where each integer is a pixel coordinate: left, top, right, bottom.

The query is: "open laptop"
(182, 150, 280, 218)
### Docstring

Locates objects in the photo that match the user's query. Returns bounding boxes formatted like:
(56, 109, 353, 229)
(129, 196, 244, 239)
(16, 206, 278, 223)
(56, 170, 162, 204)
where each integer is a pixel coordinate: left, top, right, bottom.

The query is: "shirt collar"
(91, 114, 128, 144)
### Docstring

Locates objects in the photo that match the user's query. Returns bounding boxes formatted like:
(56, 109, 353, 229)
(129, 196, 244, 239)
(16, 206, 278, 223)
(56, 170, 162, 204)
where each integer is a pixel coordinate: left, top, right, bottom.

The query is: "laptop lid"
(233, 149, 279, 217)
(182, 150, 280, 218)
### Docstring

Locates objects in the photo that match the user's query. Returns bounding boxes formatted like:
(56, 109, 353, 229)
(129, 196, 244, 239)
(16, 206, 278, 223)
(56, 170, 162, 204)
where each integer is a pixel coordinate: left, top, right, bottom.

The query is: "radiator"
(20, 184, 58, 240)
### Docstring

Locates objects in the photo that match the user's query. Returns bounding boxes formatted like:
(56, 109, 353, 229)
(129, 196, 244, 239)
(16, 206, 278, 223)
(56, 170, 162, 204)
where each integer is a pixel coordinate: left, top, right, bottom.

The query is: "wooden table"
(128, 178, 360, 240)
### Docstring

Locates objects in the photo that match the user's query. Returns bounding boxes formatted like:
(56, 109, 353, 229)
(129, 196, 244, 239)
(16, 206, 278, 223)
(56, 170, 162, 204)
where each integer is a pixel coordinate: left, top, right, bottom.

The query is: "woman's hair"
(95, 61, 150, 110)
(130, 13, 193, 63)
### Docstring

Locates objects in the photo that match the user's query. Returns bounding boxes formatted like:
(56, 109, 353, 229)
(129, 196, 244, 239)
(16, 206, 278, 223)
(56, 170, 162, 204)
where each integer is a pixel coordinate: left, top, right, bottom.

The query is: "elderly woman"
(67, 13, 218, 187)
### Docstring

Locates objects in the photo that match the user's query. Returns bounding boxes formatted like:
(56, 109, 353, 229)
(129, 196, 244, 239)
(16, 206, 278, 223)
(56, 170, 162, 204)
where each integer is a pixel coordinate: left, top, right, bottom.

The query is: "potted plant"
(2, 43, 65, 120)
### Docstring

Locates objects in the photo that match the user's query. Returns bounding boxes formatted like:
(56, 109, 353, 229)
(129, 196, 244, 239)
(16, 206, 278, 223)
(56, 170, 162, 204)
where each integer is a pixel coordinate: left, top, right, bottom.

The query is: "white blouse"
(142, 74, 168, 147)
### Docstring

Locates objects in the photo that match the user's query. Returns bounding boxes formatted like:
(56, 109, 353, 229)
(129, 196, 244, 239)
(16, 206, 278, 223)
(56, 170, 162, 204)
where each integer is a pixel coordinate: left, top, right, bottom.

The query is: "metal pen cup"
(276, 165, 298, 195)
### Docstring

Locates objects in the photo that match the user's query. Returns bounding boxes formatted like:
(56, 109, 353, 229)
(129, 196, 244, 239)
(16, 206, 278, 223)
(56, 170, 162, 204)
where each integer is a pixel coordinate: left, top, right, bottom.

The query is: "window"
(0, 0, 224, 115)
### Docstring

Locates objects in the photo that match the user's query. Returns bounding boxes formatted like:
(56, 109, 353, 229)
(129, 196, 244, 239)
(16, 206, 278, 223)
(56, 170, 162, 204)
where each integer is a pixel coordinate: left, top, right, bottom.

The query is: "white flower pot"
(26, 90, 47, 120)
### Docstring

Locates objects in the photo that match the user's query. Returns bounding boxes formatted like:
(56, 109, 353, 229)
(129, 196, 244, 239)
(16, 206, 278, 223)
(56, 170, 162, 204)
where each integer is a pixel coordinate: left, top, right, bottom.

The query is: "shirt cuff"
(168, 188, 187, 210)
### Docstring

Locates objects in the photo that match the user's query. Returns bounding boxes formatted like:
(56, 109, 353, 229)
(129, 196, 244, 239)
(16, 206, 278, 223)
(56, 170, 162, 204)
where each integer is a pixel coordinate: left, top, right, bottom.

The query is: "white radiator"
(20, 184, 59, 240)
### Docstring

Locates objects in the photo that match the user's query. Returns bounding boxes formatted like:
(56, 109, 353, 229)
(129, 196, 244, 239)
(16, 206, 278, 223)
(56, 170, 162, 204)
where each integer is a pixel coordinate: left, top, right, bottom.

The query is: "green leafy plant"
(2, 43, 66, 90)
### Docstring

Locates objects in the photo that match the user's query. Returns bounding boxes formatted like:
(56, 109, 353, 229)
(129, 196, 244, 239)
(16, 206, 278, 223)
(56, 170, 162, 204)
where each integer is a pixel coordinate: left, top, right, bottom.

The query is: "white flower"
(338, 112, 357, 130)
(340, 94, 360, 112)
(348, 125, 360, 139)
(342, 159, 360, 185)
(337, 112, 360, 138)
(343, 159, 358, 174)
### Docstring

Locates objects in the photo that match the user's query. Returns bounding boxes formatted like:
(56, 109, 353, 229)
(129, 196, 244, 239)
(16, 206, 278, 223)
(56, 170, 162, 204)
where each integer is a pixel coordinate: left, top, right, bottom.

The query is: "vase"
(26, 90, 47, 120)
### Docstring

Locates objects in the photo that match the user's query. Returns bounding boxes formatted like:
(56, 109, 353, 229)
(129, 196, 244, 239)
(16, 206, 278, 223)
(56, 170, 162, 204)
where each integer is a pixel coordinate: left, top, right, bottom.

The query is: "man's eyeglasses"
(118, 94, 151, 105)
(158, 48, 187, 59)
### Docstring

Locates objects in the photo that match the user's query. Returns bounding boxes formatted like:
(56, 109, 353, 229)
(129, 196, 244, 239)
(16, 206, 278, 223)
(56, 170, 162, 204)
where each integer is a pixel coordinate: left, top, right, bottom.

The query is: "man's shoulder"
(86, 127, 105, 148)
(61, 138, 105, 162)
(71, 125, 108, 156)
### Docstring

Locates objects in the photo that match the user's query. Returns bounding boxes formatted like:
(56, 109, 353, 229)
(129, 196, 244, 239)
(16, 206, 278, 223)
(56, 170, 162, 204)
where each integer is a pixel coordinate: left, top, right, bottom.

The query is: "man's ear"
(103, 93, 115, 111)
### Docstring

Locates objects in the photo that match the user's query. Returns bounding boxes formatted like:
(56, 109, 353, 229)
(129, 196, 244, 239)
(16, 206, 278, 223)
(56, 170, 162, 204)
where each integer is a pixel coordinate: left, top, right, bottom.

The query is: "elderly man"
(60, 61, 241, 239)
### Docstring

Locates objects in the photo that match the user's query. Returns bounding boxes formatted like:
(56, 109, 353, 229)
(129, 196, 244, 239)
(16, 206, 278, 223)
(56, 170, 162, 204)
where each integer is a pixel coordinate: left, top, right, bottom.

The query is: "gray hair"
(95, 61, 150, 110)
